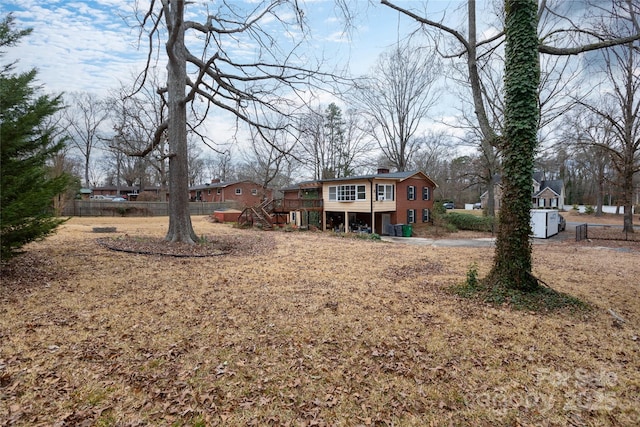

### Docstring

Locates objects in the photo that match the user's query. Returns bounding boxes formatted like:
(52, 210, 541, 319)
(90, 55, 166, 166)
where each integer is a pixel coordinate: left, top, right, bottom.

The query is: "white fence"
(563, 205, 634, 214)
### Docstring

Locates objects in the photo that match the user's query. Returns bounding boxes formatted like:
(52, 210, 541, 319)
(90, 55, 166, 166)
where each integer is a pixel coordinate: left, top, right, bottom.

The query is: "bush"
(135, 191, 161, 202)
(585, 205, 595, 215)
(445, 212, 495, 232)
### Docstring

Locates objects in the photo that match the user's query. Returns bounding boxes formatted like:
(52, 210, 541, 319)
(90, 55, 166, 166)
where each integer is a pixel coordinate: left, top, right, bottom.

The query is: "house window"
(328, 185, 366, 201)
(551, 198, 557, 207)
(422, 186, 430, 201)
(207, 190, 211, 195)
(538, 198, 545, 207)
(407, 209, 416, 224)
(422, 208, 430, 222)
(407, 185, 416, 200)
(251, 189, 258, 196)
(235, 188, 242, 195)
(377, 184, 394, 201)
(217, 188, 221, 194)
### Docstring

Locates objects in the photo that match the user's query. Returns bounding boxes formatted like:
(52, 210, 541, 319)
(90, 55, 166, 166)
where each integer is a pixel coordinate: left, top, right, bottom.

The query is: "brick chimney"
(377, 168, 390, 174)
(211, 178, 221, 184)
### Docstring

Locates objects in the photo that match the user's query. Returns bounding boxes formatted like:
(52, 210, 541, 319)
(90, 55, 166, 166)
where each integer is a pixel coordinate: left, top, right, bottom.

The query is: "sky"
(1, 0, 483, 180)
(1, 0, 456, 96)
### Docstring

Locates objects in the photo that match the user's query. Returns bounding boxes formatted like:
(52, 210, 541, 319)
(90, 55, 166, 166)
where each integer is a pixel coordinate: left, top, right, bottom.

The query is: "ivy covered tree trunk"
(488, 0, 540, 292)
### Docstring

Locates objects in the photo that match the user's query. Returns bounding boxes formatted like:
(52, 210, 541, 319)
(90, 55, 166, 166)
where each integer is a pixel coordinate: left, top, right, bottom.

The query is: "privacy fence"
(62, 201, 237, 217)
(575, 224, 639, 242)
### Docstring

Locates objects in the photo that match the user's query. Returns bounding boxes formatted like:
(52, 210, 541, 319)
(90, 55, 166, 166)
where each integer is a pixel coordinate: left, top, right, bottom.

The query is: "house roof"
(285, 171, 438, 189)
(322, 170, 421, 182)
(535, 179, 563, 197)
(189, 180, 263, 191)
(482, 175, 565, 199)
(281, 180, 322, 191)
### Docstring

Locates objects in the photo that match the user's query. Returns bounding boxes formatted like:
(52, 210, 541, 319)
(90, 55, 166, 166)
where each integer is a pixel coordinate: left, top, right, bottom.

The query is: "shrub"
(585, 205, 595, 215)
(445, 212, 495, 232)
(135, 191, 161, 202)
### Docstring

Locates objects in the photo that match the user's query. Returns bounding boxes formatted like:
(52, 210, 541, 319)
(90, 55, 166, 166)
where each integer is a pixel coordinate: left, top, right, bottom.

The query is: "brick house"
(282, 169, 437, 235)
(189, 179, 273, 208)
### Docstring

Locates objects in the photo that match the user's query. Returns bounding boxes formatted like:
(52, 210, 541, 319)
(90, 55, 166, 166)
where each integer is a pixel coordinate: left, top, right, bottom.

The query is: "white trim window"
(251, 188, 258, 196)
(407, 209, 416, 224)
(407, 185, 416, 201)
(422, 186, 430, 201)
(235, 188, 242, 195)
(377, 184, 394, 201)
(328, 184, 366, 201)
(422, 208, 430, 222)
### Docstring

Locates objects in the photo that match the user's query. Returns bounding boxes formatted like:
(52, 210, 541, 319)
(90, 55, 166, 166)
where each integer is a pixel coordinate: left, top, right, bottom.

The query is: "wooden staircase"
(238, 199, 275, 229)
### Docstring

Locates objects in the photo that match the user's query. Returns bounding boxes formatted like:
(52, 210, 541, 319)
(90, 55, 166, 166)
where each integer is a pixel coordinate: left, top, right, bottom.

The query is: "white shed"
(530, 209, 559, 238)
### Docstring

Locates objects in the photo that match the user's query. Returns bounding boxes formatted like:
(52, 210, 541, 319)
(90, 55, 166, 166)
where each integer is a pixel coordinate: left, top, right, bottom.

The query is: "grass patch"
(452, 264, 590, 313)
(2, 217, 638, 426)
(331, 231, 381, 241)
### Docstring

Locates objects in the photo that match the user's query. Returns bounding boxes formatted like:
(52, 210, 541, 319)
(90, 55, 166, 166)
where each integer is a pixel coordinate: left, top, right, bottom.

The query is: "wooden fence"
(62, 201, 237, 217)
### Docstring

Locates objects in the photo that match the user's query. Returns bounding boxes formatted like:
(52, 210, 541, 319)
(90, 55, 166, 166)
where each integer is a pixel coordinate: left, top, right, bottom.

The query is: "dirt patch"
(97, 233, 275, 257)
(1, 216, 639, 426)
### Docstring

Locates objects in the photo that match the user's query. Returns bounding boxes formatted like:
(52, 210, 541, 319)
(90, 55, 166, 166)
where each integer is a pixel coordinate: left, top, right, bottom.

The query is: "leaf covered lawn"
(1, 216, 639, 426)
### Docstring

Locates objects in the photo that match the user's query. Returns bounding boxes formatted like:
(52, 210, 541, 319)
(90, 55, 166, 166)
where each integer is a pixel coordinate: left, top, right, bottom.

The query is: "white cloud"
(2, 0, 148, 96)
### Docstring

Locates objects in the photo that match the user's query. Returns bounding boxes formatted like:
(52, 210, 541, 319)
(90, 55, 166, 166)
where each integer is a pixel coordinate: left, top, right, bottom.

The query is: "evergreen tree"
(1, 15, 71, 261)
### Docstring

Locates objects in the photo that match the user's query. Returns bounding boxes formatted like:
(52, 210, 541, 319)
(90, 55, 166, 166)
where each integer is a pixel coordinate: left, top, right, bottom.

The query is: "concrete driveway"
(381, 235, 496, 247)
(381, 231, 571, 248)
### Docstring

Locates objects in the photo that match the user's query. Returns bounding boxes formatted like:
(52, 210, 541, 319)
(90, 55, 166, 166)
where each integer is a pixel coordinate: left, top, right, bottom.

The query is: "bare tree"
(410, 130, 455, 181)
(136, 0, 336, 243)
(574, 0, 640, 232)
(187, 140, 206, 187)
(297, 104, 373, 180)
(353, 41, 441, 172)
(241, 118, 296, 192)
(341, 108, 377, 175)
(108, 76, 170, 196)
(63, 92, 109, 188)
(561, 109, 618, 215)
(203, 149, 236, 183)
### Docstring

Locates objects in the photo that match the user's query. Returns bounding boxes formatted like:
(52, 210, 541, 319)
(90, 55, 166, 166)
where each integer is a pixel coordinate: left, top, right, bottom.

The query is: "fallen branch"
(608, 309, 625, 328)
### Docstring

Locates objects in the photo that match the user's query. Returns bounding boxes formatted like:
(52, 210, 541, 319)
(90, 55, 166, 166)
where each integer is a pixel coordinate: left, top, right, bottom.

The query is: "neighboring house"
(480, 172, 565, 210)
(189, 179, 273, 208)
(532, 172, 565, 209)
(282, 168, 437, 235)
(91, 185, 165, 200)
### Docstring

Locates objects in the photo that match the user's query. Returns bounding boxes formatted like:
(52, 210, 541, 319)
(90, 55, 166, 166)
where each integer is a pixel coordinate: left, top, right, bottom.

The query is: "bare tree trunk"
(165, 0, 197, 243)
(469, 0, 500, 218)
(622, 159, 635, 233)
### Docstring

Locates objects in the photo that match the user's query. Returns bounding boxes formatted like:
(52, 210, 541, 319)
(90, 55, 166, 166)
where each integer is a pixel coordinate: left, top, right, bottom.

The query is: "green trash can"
(402, 224, 412, 237)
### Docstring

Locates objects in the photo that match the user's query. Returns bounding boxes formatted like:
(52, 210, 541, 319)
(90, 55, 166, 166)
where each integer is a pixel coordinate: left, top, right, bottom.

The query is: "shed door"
(381, 214, 391, 235)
